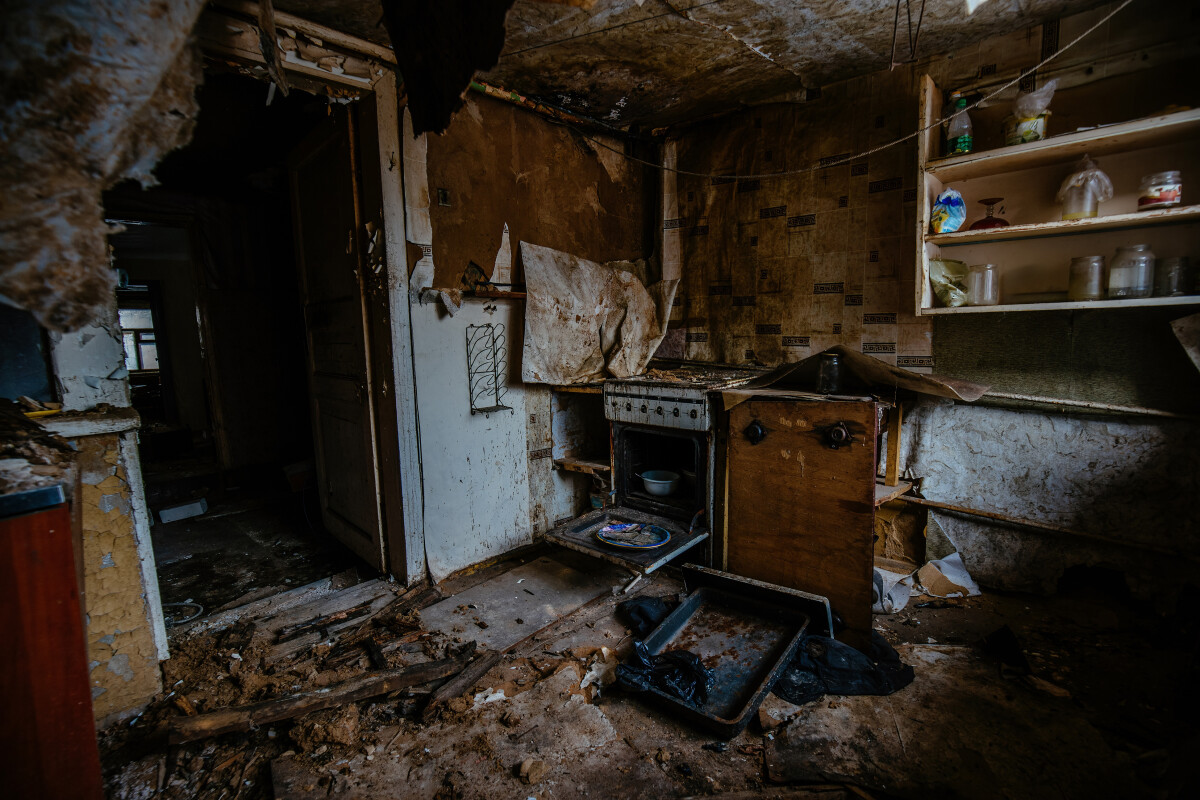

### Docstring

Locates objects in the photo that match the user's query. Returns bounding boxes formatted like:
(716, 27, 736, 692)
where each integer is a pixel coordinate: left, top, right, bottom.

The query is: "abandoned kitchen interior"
(1, 0, 1198, 797)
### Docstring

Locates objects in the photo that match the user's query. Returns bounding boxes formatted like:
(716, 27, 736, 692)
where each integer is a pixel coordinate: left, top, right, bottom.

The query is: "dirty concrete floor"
(103, 552, 1197, 799)
(146, 463, 360, 612)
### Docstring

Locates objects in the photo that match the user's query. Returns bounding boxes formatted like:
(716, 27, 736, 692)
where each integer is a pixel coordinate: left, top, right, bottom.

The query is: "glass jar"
(1061, 184, 1100, 220)
(1068, 256, 1106, 301)
(816, 353, 843, 394)
(1155, 256, 1192, 297)
(1138, 171, 1182, 211)
(1107, 244, 1155, 299)
(967, 263, 1000, 306)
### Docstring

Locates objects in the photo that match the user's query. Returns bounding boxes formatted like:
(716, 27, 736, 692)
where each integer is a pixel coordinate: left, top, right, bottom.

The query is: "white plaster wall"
(411, 299, 534, 580)
(904, 401, 1199, 544)
(48, 299, 130, 411)
(902, 400, 1200, 601)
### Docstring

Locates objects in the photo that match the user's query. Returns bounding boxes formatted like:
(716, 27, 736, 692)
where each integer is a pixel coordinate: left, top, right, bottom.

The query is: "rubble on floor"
(101, 552, 1195, 799)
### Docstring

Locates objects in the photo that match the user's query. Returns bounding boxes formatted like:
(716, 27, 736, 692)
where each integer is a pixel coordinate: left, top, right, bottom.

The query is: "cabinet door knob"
(743, 420, 767, 445)
(821, 421, 853, 449)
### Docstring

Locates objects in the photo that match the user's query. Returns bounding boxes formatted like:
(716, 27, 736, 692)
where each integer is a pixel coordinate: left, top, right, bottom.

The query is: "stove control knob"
(672, 408, 680, 417)
(655, 406, 663, 415)
(626, 402, 632, 412)
(640, 404, 648, 413)
(689, 410, 698, 419)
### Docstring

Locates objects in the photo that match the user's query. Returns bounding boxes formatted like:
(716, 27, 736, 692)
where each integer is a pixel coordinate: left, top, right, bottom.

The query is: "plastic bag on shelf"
(930, 188, 966, 234)
(929, 258, 969, 307)
(1056, 154, 1114, 220)
(1005, 79, 1058, 144)
(1013, 78, 1058, 119)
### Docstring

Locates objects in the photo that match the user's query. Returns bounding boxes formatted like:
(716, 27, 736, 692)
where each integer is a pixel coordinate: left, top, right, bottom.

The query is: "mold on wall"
(668, 69, 931, 370)
(425, 93, 650, 288)
(933, 308, 1200, 416)
(73, 432, 161, 724)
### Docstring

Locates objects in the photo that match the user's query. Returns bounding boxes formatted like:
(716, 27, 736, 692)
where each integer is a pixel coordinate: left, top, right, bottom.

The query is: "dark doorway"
(104, 73, 374, 614)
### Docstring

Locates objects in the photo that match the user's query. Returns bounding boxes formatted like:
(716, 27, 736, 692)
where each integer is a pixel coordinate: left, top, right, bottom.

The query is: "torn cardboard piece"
(916, 553, 981, 599)
(520, 242, 677, 385)
(721, 345, 989, 410)
(873, 565, 915, 614)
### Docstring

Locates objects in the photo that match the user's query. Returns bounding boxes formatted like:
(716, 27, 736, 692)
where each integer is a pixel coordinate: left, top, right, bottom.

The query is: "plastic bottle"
(946, 94, 973, 155)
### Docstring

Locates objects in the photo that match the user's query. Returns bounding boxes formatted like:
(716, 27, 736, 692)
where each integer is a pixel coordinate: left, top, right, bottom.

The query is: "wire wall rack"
(466, 323, 512, 416)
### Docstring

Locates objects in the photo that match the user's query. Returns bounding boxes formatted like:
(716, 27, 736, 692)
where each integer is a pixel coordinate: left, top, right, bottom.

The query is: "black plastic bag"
(773, 631, 914, 706)
(616, 641, 713, 706)
(616, 596, 675, 638)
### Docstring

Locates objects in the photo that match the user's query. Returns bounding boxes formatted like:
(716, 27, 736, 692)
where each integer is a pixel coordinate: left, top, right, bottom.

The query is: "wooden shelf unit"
(874, 480, 913, 507)
(552, 456, 611, 476)
(550, 388, 613, 510)
(921, 295, 1200, 315)
(926, 109, 1200, 183)
(926, 205, 1200, 246)
(916, 75, 1200, 315)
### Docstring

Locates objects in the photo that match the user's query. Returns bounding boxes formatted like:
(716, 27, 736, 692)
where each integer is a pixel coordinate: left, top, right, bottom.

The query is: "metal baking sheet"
(682, 563, 834, 637)
(636, 580, 809, 738)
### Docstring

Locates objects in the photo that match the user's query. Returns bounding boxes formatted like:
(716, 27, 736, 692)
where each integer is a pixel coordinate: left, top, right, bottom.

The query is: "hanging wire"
(890, 0, 928, 69)
(560, 0, 1137, 182)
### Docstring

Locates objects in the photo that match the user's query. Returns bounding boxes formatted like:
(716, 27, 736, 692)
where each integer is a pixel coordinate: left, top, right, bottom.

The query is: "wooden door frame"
(195, 9, 425, 585)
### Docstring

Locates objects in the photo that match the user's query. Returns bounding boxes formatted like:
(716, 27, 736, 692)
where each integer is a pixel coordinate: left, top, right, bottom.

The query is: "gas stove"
(603, 364, 760, 431)
(548, 363, 760, 586)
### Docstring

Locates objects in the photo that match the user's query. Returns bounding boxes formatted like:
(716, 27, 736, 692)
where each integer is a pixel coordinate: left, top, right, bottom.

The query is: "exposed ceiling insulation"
(0, 0, 206, 331)
(278, 0, 1111, 128)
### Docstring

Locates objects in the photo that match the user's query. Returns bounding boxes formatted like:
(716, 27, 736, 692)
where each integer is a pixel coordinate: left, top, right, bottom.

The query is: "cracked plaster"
(74, 434, 161, 723)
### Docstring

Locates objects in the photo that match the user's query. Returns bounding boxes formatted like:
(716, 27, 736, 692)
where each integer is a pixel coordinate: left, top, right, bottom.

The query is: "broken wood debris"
(422, 650, 502, 722)
(317, 583, 442, 666)
(169, 654, 473, 744)
(274, 600, 374, 642)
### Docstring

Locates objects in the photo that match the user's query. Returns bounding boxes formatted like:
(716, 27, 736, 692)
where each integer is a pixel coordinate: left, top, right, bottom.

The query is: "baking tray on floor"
(636, 571, 810, 738)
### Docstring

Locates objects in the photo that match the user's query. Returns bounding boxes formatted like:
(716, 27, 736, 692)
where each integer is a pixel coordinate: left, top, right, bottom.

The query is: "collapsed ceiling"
(278, 0, 1111, 128)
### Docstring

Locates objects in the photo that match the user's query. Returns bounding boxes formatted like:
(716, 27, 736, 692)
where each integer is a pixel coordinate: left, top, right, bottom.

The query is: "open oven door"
(544, 418, 714, 587)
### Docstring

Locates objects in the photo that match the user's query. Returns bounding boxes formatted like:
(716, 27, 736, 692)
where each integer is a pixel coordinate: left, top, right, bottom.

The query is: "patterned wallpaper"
(657, 65, 932, 372)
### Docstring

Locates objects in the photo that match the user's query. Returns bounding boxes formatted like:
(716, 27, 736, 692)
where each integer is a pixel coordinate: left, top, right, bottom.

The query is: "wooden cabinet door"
(725, 399, 876, 647)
